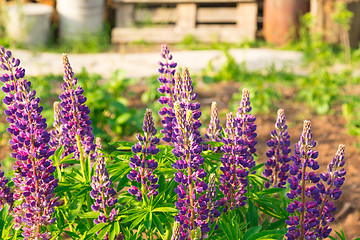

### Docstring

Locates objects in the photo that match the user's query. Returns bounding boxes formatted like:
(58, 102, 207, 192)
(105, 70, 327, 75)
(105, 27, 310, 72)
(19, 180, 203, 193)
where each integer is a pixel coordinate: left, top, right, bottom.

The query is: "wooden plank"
(135, 7, 176, 23)
(112, 25, 255, 43)
(114, 0, 255, 3)
(176, 3, 196, 29)
(197, 7, 237, 23)
(115, 3, 135, 27)
(236, 2, 257, 37)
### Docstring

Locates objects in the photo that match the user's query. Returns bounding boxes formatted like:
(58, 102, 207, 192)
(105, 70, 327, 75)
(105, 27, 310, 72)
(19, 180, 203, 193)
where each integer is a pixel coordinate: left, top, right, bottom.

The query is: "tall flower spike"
(0, 164, 13, 210)
(205, 173, 220, 233)
(286, 120, 321, 240)
(90, 138, 118, 240)
(204, 102, 222, 152)
(315, 144, 346, 239)
(172, 68, 209, 239)
(158, 44, 177, 143)
(236, 88, 257, 169)
(219, 112, 249, 212)
(263, 109, 291, 188)
(128, 109, 160, 201)
(49, 101, 62, 151)
(58, 54, 95, 161)
(1, 45, 59, 239)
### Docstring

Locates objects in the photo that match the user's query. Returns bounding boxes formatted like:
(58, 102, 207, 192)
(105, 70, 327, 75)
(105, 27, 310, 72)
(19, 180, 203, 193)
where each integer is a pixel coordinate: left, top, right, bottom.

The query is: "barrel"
(7, 3, 53, 46)
(57, 0, 105, 41)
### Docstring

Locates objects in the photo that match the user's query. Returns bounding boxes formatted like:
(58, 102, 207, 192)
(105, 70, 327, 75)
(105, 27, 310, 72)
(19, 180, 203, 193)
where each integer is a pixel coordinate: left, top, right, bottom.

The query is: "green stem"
(76, 134, 85, 180)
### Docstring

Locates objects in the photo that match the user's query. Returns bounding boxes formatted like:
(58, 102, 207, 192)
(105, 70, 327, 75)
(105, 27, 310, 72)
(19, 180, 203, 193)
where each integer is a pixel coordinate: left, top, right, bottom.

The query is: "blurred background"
(1, 0, 360, 238)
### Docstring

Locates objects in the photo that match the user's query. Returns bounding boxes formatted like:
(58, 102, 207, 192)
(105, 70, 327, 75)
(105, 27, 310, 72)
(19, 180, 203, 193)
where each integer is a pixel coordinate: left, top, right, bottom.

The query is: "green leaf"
(97, 224, 111, 239)
(153, 207, 178, 213)
(144, 212, 152, 230)
(152, 213, 165, 236)
(246, 200, 259, 228)
(243, 226, 262, 240)
(246, 228, 287, 240)
(88, 222, 106, 235)
(79, 211, 100, 219)
(64, 231, 81, 239)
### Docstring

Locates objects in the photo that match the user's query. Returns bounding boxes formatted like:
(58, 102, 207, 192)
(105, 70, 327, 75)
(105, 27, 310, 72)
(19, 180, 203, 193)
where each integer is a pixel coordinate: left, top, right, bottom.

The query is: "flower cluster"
(55, 54, 95, 161)
(128, 109, 160, 201)
(49, 101, 62, 151)
(0, 164, 13, 209)
(172, 68, 209, 239)
(205, 173, 220, 230)
(263, 109, 291, 188)
(219, 89, 257, 212)
(1, 46, 59, 239)
(90, 138, 118, 239)
(204, 102, 222, 152)
(315, 144, 346, 238)
(286, 120, 321, 239)
(158, 43, 177, 143)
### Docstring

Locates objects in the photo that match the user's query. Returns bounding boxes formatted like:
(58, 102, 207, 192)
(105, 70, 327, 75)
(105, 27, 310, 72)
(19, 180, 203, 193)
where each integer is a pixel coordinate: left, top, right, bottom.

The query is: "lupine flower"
(127, 109, 160, 201)
(236, 88, 257, 170)
(90, 138, 118, 239)
(205, 173, 220, 232)
(56, 54, 95, 161)
(315, 144, 346, 238)
(172, 68, 209, 239)
(219, 89, 257, 212)
(219, 112, 248, 211)
(1, 45, 59, 239)
(204, 102, 222, 152)
(286, 120, 321, 240)
(263, 109, 291, 188)
(49, 101, 62, 151)
(0, 164, 13, 209)
(171, 221, 181, 240)
(158, 44, 177, 143)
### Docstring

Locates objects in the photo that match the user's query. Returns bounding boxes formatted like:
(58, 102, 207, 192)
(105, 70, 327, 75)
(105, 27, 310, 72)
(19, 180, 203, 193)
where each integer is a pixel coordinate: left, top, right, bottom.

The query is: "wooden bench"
(111, 0, 258, 44)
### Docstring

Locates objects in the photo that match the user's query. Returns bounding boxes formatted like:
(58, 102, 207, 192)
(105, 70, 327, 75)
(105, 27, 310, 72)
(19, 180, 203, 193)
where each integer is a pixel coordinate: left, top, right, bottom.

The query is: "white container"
(57, 0, 105, 41)
(7, 3, 53, 46)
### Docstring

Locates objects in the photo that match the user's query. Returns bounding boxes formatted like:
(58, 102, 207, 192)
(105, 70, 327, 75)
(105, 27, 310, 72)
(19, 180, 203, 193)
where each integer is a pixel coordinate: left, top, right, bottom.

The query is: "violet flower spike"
(219, 112, 249, 212)
(315, 144, 346, 239)
(286, 120, 321, 240)
(49, 101, 62, 151)
(204, 102, 222, 152)
(236, 88, 257, 170)
(0, 164, 13, 210)
(158, 44, 177, 143)
(263, 109, 291, 188)
(172, 68, 209, 239)
(58, 54, 95, 162)
(1, 45, 59, 239)
(205, 173, 220, 232)
(127, 109, 160, 201)
(90, 138, 118, 239)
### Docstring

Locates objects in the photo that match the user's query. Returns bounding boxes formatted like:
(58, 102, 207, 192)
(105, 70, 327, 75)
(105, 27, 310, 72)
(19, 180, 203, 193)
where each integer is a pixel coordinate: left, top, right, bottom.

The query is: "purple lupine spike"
(1, 46, 59, 239)
(0, 164, 13, 210)
(205, 173, 220, 233)
(128, 109, 160, 201)
(236, 88, 257, 169)
(204, 102, 222, 152)
(158, 44, 177, 143)
(219, 112, 248, 212)
(172, 67, 209, 239)
(315, 144, 346, 238)
(286, 120, 321, 240)
(49, 101, 62, 151)
(90, 138, 118, 239)
(57, 54, 95, 161)
(263, 109, 291, 188)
